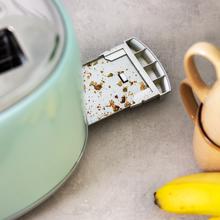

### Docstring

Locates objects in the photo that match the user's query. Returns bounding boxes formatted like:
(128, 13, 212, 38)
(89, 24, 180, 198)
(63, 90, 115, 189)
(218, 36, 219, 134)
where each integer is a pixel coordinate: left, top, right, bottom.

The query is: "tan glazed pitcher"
(180, 42, 220, 171)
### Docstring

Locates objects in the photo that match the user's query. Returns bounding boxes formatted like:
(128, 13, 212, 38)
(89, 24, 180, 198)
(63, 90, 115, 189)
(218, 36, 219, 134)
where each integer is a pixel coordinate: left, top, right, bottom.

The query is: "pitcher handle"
(184, 42, 220, 102)
(180, 80, 199, 124)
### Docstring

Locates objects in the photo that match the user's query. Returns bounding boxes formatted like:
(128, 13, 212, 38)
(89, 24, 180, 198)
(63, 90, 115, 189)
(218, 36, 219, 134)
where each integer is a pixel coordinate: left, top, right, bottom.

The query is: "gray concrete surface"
(21, 1, 220, 220)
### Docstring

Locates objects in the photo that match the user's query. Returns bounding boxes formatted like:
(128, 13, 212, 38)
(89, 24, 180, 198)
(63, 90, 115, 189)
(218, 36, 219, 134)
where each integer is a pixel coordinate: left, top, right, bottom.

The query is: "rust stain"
(140, 82, 147, 91)
(130, 80, 137, 86)
(121, 96, 126, 103)
(123, 87, 128, 92)
(90, 81, 103, 90)
(107, 73, 114, 77)
(117, 81, 123, 87)
(125, 101, 131, 108)
(108, 100, 120, 112)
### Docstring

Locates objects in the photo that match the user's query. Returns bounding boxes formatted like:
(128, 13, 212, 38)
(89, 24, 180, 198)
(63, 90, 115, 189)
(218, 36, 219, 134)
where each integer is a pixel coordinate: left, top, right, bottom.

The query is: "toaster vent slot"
(0, 29, 26, 74)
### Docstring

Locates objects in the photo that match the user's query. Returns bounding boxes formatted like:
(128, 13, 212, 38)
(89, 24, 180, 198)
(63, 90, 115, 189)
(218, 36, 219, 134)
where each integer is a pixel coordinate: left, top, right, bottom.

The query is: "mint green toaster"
(0, 1, 87, 219)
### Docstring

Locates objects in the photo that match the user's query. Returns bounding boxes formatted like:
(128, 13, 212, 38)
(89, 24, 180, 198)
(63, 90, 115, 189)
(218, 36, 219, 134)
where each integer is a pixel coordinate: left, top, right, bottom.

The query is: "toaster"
(0, 1, 87, 219)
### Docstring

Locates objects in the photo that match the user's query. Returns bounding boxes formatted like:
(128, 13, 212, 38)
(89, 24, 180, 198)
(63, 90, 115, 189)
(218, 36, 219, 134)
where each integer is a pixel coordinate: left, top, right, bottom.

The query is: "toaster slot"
(0, 29, 26, 74)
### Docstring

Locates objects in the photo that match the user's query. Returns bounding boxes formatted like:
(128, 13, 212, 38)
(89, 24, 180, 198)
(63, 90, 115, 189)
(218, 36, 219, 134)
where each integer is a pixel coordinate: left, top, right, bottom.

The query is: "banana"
(154, 173, 220, 216)
(209, 217, 220, 220)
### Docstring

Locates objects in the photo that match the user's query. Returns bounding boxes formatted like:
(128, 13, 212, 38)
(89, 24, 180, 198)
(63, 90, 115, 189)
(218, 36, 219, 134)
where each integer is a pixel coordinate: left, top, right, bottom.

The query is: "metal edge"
(129, 37, 172, 94)
(122, 40, 160, 96)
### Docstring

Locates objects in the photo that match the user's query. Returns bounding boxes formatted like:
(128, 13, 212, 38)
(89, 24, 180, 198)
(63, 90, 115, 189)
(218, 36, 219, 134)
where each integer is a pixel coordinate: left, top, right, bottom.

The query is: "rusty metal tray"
(82, 38, 171, 125)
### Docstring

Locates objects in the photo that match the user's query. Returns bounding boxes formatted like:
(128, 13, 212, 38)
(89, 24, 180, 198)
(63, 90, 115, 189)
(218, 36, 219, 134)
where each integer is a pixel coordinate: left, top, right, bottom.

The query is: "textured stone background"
(21, 1, 220, 219)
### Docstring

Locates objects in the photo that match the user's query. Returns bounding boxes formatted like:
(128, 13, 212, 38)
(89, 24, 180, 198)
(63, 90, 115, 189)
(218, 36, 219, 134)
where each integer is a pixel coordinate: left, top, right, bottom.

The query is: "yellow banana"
(154, 173, 220, 216)
(209, 217, 220, 220)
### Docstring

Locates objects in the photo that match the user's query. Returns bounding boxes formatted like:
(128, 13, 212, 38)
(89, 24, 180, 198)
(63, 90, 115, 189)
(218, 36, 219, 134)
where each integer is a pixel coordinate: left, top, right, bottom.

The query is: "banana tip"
(154, 192, 161, 208)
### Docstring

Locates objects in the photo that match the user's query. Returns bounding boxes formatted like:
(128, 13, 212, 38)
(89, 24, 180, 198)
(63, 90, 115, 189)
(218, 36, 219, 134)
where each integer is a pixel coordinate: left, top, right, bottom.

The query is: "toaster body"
(0, 1, 87, 219)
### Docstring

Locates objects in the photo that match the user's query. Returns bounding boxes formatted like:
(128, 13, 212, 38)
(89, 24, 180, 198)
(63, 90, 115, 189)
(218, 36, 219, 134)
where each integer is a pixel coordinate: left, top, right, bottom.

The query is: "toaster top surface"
(0, 0, 65, 112)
